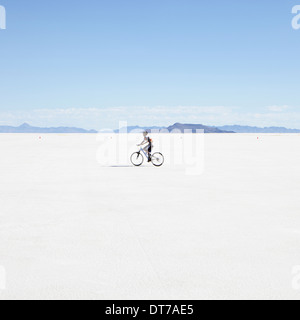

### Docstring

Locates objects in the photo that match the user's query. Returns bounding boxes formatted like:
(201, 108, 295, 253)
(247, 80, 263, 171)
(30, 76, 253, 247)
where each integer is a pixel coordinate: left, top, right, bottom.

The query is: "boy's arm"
(138, 139, 146, 146)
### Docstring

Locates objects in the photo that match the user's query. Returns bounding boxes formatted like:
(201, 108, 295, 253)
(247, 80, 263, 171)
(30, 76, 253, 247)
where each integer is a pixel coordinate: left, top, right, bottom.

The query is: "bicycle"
(130, 147, 164, 167)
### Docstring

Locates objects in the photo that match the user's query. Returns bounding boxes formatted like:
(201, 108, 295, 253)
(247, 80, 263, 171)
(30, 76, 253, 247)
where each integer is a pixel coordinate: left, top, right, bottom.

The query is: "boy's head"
(143, 131, 148, 137)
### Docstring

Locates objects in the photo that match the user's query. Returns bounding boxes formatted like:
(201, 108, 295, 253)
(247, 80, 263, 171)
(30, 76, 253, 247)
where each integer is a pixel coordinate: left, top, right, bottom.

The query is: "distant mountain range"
(217, 125, 300, 133)
(0, 123, 97, 133)
(116, 123, 300, 134)
(1, 123, 299, 134)
(167, 123, 234, 133)
(116, 123, 234, 133)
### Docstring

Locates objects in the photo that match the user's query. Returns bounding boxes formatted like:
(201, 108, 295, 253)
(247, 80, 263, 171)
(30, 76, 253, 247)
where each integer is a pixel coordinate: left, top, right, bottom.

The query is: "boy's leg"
(143, 146, 148, 154)
(143, 146, 150, 161)
(148, 146, 152, 162)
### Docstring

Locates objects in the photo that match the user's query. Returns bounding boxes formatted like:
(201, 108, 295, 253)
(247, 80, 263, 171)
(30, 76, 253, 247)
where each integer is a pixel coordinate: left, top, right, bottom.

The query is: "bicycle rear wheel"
(151, 153, 164, 167)
(131, 152, 144, 166)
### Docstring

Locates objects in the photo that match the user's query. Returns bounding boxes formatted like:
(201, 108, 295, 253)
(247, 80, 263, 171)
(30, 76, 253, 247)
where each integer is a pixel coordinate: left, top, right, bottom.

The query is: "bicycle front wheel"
(151, 153, 164, 167)
(131, 152, 144, 166)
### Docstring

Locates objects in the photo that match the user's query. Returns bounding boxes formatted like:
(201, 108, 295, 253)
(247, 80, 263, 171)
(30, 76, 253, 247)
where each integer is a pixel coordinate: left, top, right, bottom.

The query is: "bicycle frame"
(138, 147, 150, 158)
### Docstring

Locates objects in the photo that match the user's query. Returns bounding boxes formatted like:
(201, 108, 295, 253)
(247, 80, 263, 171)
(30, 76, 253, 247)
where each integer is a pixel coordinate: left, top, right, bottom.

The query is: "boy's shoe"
(148, 156, 152, 162)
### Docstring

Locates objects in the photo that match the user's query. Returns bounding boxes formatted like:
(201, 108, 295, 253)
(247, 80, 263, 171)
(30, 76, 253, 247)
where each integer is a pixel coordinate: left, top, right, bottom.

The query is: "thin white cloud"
(267, 105, 290, 112)
(0, 106, 300, 130)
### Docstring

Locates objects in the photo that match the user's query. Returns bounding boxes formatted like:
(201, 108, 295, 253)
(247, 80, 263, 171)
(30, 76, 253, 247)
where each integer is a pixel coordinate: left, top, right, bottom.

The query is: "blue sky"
(0, 0, 300, 129)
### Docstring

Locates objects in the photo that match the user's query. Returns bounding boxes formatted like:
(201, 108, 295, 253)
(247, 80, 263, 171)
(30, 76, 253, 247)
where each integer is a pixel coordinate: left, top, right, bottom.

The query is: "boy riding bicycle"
(137, 131, 153, 162)
(131, 131, 164, 167)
